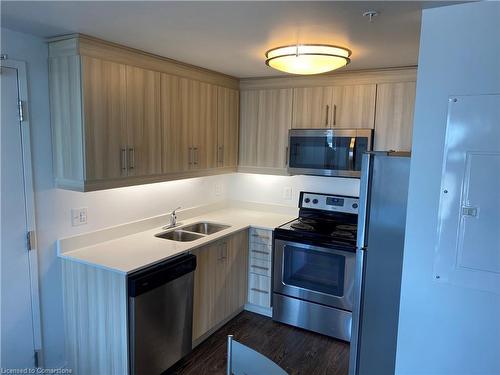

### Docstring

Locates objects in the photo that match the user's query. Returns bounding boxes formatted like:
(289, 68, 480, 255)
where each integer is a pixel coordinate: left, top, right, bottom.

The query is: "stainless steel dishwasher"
(128, 253, 197, 374)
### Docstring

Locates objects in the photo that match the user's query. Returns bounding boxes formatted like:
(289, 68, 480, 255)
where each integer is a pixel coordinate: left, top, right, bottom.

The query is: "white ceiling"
(1, 1, 461, 78)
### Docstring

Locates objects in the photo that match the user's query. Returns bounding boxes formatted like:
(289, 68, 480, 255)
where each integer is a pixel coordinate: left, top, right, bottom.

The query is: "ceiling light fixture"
(265, 44, 351, 75)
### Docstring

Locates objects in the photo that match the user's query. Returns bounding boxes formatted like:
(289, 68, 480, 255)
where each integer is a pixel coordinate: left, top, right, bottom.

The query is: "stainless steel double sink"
(155, 222, 230, 242)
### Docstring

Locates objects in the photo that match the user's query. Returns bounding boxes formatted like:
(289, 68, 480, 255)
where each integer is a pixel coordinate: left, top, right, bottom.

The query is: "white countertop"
(58, 204, 296, 275)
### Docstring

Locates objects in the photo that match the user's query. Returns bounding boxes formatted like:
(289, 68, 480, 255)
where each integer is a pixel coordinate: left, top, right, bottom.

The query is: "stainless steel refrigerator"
(348, 152, 411, 375)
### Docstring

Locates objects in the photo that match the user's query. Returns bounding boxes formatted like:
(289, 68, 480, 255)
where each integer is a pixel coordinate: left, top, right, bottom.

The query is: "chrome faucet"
(163, 206, 181, 229)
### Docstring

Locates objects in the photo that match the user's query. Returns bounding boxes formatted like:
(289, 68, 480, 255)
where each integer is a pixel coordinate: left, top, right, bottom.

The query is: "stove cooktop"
(276, 216, 357, 249)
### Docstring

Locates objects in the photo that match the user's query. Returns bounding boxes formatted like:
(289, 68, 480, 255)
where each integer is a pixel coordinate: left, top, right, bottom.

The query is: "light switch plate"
(282, 186, 293, 200)
(71, 208, 88, 226)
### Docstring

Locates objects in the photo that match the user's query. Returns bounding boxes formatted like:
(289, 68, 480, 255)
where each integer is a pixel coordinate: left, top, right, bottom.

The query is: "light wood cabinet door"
(161, 74, 188, 173)
(239, 90, 259, 167)
(81, 56, 127, 180)
(331, 84, 376, 128)
(292, 86, 333, 128)
(192, 243, 218, 341)
(189, 80, 218, 170)
(256, 88, 293, 168)
(192, 230, 249, 342)
(217, 87, 239, 168)
(126, 66, 162, 176)
(374, 82, 416, 152)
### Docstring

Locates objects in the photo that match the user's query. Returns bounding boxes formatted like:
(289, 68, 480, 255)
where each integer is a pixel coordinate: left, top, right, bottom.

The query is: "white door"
(1, 61, 41, 368)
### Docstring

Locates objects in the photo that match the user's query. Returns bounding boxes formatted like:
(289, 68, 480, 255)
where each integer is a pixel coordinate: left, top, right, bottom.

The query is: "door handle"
(121, 147, 127, 174)
(128, 147, 135, 170)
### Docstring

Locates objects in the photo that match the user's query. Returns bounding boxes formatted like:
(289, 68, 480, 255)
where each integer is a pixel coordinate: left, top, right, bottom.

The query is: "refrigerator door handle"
(356, 153, 372, 249)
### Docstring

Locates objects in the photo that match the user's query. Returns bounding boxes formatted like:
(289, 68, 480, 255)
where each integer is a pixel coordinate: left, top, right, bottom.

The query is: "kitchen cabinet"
(247, 228, 273, 310)
(192, 230, 248, 342)
(239, 88, 293, 173)
(292, 84, 376, 129)
(217, 87, 239, 168)
(80, 56, 127, 181)
(49, 34, 239, 191)
(374, 81, 416, 152)
(125, 65, 162, 177)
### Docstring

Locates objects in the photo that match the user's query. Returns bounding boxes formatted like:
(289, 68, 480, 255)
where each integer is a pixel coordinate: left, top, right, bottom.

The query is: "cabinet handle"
(218, 146, 224, 165)
(193, 147, 199, 165)
(325, 105, 330, 127)
(251, 250, 269, 256)
(250, 288, 269, 294)
(251, 265, 269, 271)
(128, 147, 135, 170)
(333, 104, 337, 126)
(285, 146, 289, 166)
(121, 147, 127, 173)
(188, 147, 193, 165)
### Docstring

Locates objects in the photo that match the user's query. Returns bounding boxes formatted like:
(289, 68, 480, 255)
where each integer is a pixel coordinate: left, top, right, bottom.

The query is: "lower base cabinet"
(192, 230, 249, 342)
(247, 228, 273, 311)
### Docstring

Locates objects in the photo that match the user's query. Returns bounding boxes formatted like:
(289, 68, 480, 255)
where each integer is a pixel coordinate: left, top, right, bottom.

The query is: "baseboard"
(244, 303, 272, 318)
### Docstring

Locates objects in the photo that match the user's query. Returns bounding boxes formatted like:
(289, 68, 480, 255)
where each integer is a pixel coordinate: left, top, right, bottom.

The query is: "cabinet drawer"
(248, 273, 271, 307)
(249, 228, 273, 246)
(249, 257, 272, 277)
(249, 243, 271, 262)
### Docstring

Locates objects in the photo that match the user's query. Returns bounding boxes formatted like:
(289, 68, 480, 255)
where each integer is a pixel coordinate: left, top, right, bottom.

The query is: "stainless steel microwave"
(287, 128, 373, 178)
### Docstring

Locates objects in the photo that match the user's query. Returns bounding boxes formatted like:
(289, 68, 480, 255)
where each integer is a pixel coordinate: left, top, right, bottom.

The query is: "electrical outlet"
(71, 208, 88, 226)
(283, 186, 293, 200)
(214, 183, 223, 196)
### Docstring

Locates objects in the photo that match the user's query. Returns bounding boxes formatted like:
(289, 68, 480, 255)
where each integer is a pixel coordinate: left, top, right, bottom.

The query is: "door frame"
(1, 57, 43, 366)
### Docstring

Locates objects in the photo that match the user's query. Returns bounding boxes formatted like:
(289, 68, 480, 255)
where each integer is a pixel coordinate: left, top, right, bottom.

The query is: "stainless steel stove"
(272, 191, 359, 342)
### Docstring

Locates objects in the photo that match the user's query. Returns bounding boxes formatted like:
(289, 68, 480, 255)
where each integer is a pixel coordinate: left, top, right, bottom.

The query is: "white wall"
(228, 173, 359, 206)
(396, 2, 500, 374)
(1, 27, 233, 368)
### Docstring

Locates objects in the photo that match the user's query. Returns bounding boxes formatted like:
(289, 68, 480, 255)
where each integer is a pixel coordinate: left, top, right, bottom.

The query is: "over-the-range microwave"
(287, 128, 373, 178)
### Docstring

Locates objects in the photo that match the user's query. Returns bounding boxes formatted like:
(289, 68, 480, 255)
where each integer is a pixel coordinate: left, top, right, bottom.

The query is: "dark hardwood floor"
(166, 311, 350, 375)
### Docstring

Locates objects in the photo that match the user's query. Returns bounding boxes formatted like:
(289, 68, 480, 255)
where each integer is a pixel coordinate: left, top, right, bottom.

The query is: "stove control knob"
(312, 199, 319, 204)
(304, 198, 311, 203)
(352, 203, 359, 209)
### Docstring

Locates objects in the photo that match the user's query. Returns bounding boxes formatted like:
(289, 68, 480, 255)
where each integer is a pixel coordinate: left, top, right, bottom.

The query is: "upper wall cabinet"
(373, 82, 416, 152)
(239, 88, 293, 173)
(49, 35, 239, 191)
(292, 84, 376, 129)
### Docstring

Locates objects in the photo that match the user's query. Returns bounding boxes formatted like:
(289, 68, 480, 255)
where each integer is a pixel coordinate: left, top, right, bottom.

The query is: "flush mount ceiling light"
(265, 44, 351, 75)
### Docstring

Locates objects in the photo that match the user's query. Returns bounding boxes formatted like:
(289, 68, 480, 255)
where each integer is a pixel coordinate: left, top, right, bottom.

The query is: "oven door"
(287, 128, 373, 177)
(273, 239, 355, 311)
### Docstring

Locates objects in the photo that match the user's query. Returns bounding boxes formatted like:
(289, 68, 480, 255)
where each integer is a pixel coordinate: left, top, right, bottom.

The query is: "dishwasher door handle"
(128, 254, 197, 297)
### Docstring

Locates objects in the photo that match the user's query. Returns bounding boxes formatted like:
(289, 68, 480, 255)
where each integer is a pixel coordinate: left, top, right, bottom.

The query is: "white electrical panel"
(434, 94, 500, 294)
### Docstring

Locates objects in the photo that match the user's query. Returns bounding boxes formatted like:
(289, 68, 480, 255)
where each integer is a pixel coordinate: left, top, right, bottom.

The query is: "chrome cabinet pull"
(218, 146, 224, 165)
(193, 147, 199, 165)
(250, 265, 269, 271)
(128, 147, 135, 170)
(121, 147, 127, 174)
(251, 250, 269, 255)
(250, 288, 269, 294)
(333, 104, 337, 126)
(325, 105, 330, 127)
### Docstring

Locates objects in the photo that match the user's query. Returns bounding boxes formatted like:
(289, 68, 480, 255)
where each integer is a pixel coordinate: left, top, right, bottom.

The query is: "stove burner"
(290, 221, 315, 231)
(331, 230, 355, 238)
